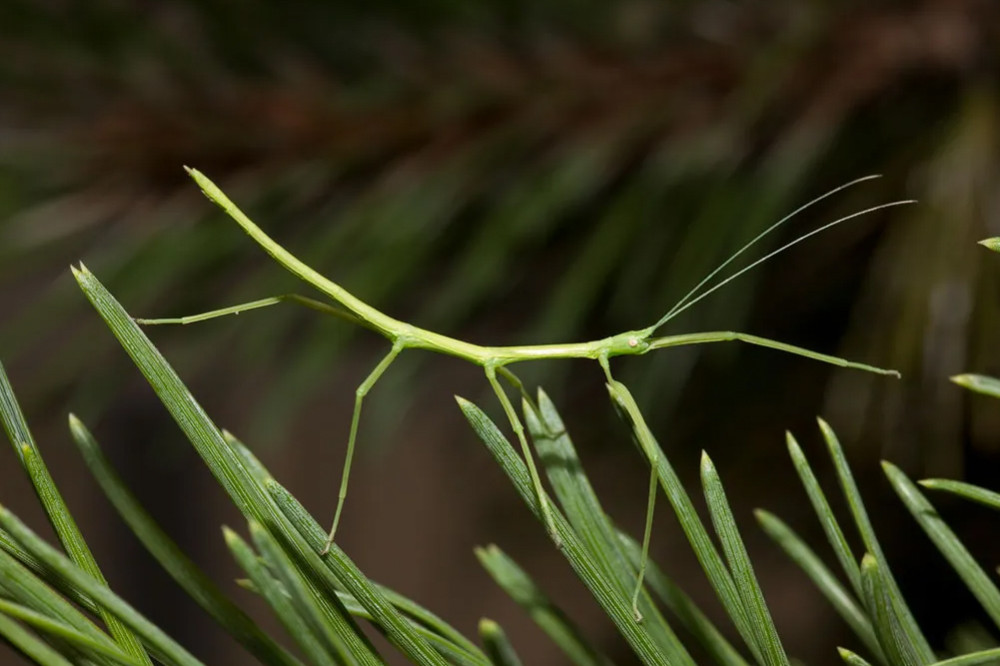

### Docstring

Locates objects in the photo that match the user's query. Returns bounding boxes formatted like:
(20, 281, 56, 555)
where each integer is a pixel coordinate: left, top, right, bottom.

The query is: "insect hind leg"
(602, 358, 656, 622)
(632, 465, 657, 622)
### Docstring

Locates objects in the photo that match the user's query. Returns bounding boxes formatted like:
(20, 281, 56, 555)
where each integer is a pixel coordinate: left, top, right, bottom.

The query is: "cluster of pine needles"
(2, 169, 1000, 665)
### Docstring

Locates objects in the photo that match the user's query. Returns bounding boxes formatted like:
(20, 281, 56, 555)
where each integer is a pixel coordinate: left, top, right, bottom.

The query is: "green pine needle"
(478, 619, 524, 666)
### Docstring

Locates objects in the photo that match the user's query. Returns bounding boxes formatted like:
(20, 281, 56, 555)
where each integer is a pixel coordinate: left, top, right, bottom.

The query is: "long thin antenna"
(656, 175, 883, 328)
(650, 199, 916, 332)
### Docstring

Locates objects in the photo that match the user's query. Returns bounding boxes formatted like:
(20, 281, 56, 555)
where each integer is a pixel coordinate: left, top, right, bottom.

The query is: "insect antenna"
(649, 194, 914, 335)
(651, 175, 883, 331)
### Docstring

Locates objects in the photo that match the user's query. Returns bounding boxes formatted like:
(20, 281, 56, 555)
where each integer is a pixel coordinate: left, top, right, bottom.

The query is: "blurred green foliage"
(2, 4, 1000, 663)
(4, 259, 1000, 665)
(1, 0, 998, 472)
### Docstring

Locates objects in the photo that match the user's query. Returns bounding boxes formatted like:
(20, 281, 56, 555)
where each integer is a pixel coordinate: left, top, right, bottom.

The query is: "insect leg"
(601, 354, 656, 622)
(485, 365, 560, 547)
(647, 331, 900, 377)
(632, 467, 657, 622)
(136, 294, 367, 329)
(323, 341, 404, 554)
(496, 366, 538, 415)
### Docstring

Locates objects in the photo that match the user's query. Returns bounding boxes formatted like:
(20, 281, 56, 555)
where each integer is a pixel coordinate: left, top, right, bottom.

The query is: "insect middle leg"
(485, 364, 560, 547)
(323, 341, 404, 554)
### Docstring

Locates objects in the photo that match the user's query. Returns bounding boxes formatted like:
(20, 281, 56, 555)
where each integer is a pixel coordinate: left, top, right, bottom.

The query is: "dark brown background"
(2, 1, 1000, 663)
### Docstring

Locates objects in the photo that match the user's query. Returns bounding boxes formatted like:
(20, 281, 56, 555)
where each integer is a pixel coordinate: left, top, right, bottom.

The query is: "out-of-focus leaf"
(931, 647, 1000, 666)
(919, 480, 1000, 511)
(617, 532, 749, 666)
(883, 463, 1000, 630)
(68, 415, 304, 666)
(0, 598, 142, 666)
(478, 619, 523, 666)
(0, 610, 74, 666)
(330, 592, 487, 666)
(951, 374, 1000, 399)
(839, 647, 876, 666)
(0, 539, 110, 646)
(263, 477, 490, 666)
(755, 509, 883, 663)
(0, 361, 151, 665)
(476, 544, 612, 666)
(0, 505, 204, 666)
(250, 520, 382, 665)
(224, 526, 340, 666)
(820, 420, 934, 663)
(978, 238, 1000, 253)
(785, 432, 862, 598)
(859, 554, 924, 666)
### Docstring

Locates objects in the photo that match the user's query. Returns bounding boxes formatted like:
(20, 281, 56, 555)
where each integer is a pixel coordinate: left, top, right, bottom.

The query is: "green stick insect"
(140, 168, 907, 621)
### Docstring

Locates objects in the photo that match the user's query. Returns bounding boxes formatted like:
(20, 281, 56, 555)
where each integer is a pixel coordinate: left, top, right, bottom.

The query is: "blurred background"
(1, 0, 1000, 663)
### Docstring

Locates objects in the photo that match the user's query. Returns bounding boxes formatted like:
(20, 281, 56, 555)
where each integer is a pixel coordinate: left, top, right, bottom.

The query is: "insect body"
(140, 168, 907, 621)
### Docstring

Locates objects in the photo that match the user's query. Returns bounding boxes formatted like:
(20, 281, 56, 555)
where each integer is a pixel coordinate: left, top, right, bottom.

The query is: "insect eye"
(628, 338, 639, 348)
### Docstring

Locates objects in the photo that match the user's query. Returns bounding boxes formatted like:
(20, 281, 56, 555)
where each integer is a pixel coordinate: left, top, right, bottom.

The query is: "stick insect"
(140, 168, 907, 620)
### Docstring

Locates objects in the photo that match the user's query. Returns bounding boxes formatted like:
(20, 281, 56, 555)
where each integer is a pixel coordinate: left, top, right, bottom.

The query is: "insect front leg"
(323, 341, 404, 554)
(647, 331, 899, 377)
(485, 364, 561, 548)
(135, 294, 366, 329)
